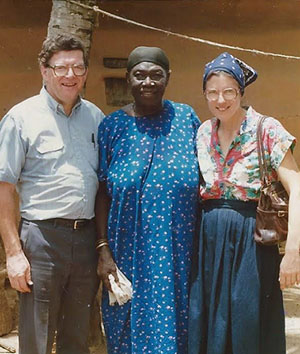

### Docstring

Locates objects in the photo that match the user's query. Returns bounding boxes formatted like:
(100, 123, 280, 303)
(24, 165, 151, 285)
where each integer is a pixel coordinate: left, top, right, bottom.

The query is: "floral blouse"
(197, 106, 296, 201)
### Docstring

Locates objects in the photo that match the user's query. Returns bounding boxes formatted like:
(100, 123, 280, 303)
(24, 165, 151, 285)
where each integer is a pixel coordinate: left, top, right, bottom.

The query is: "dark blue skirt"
(188, 199, 285, 354)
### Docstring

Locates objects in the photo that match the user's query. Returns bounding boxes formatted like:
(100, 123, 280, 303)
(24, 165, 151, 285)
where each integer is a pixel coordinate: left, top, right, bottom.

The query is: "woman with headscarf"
(95, 46, 200, 353)
(188, 52, 300, 354)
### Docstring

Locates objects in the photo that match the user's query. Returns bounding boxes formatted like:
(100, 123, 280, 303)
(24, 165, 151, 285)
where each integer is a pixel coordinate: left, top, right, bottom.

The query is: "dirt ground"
(0, 329, 107, 354)
(284, 285, 300, 354)
(0, 287, 299, 354)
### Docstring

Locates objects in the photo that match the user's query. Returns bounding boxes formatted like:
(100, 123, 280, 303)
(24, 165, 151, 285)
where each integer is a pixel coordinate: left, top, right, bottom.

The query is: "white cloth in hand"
(108, 267, 132, 306)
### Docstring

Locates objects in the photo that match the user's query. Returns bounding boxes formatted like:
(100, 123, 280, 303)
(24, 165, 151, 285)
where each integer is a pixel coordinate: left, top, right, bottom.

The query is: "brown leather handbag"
(254, 116, 289, 246)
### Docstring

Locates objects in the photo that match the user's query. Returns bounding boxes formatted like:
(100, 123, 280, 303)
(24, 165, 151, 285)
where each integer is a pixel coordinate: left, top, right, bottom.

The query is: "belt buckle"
(73, 220, 81, 230)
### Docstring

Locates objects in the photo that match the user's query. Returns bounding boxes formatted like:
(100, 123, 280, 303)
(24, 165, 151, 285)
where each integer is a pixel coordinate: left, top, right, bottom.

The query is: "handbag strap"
(257, 115, 269, 185)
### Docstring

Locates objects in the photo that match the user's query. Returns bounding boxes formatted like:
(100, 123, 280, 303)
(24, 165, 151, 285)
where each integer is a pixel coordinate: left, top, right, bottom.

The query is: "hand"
(97, 246, 118, 291)
(279, 250, 300, 290)
(6, 251, 32, 293)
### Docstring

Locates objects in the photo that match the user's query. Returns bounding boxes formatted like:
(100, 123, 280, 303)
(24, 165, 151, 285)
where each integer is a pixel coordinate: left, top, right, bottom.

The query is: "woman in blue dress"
(95, 46, 200, 354)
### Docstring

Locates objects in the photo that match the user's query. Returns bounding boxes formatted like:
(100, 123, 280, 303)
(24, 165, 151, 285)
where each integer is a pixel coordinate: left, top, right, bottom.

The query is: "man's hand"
(0, 182, 31, 292)
(6, 251, 32, 293)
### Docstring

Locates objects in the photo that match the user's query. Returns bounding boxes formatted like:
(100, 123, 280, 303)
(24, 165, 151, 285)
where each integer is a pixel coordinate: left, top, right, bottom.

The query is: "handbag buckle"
(278, 210, 286, 218)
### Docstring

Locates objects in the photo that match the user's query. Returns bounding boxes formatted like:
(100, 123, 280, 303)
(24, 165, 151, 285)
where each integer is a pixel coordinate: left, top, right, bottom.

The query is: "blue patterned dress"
(97, 100, 200, 354)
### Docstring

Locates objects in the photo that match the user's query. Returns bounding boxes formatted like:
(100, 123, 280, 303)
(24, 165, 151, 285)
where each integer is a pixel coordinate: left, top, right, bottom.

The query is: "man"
(0, 35, 104, 354)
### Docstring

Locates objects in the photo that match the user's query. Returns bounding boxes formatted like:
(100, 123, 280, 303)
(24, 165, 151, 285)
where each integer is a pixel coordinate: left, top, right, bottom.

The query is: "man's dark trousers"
(18, 218, 99, 354)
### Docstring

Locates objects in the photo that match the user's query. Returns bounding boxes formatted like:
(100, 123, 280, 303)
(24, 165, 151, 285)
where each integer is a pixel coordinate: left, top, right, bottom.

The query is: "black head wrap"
(127, 46, 170, 72)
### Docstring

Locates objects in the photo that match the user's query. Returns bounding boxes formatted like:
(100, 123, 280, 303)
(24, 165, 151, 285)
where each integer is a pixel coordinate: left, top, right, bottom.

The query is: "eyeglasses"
(48, 64, 87, 77)
(205, 88, 239, 101)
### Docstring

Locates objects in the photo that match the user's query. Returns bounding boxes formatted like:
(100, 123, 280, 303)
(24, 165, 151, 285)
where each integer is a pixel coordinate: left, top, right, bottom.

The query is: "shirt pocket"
(36, 136, 64, 155)
(31, 136, 64, 173)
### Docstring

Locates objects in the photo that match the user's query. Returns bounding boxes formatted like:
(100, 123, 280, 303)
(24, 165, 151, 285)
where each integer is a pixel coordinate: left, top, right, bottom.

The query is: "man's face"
(40, 50, 87, 110)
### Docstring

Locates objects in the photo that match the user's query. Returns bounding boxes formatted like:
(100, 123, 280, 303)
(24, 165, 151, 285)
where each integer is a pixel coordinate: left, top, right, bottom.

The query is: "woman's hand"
(97, 246, 118, 291)
(277, 150, 300, 289)
(279, 249, 300, 289)
(94, 183, 117, 291)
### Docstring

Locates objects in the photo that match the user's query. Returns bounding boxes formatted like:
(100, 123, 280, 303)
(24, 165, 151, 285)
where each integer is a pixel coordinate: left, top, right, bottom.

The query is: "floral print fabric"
(97, 100, 200, 354)
(197, 106, 295, 201)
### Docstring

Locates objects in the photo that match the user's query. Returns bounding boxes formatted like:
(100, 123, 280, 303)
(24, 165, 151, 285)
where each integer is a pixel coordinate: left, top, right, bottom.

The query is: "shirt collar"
(240, 106, 261, 135)
(210, 106, 261, 153)
(210, 106, 259, 133)
(40, 86, 82, 116)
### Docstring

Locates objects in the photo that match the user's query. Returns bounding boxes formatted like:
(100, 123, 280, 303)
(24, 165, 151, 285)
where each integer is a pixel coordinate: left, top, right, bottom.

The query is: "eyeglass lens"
(206, 88, 238, 101)
(50, 65, 86, 77)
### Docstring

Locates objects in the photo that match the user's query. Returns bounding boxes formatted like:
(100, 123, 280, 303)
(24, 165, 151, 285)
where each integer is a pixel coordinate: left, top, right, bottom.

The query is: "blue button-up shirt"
(0, 87, 104, 220)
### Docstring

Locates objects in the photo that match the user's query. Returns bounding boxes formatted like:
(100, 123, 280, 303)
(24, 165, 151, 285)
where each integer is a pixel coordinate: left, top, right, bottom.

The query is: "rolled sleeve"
(0, 114, 25, 184)
(265, 118, 296, 171)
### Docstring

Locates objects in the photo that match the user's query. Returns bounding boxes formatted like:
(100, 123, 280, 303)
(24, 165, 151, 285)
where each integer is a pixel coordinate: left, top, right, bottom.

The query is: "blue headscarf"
(203, 52, 257, 94)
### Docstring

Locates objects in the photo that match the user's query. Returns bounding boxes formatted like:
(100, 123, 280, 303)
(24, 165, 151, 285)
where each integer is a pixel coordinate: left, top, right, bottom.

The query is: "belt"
(202, 198, 257, 212)
(25, 218, 92, 230)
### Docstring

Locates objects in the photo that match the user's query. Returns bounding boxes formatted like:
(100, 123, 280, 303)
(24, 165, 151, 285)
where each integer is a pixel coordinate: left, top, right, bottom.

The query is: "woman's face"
(127, 62, 169, 108)
(204, 72, 242, 122)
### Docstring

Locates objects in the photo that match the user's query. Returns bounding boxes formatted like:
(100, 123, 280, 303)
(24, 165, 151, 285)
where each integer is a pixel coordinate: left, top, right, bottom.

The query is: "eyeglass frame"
(47, 64, 87, 77)
(204, 87, 240, 102)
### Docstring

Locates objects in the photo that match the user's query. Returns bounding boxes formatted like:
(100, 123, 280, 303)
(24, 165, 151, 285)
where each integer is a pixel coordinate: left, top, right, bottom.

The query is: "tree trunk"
(0, 269, 12, 336)
(47, 0, 97, 58)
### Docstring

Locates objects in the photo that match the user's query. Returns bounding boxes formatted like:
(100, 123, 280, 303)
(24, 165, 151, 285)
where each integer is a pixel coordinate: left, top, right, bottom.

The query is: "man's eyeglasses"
(205, 88, 239, 102)
(47, 64, 87, 77)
